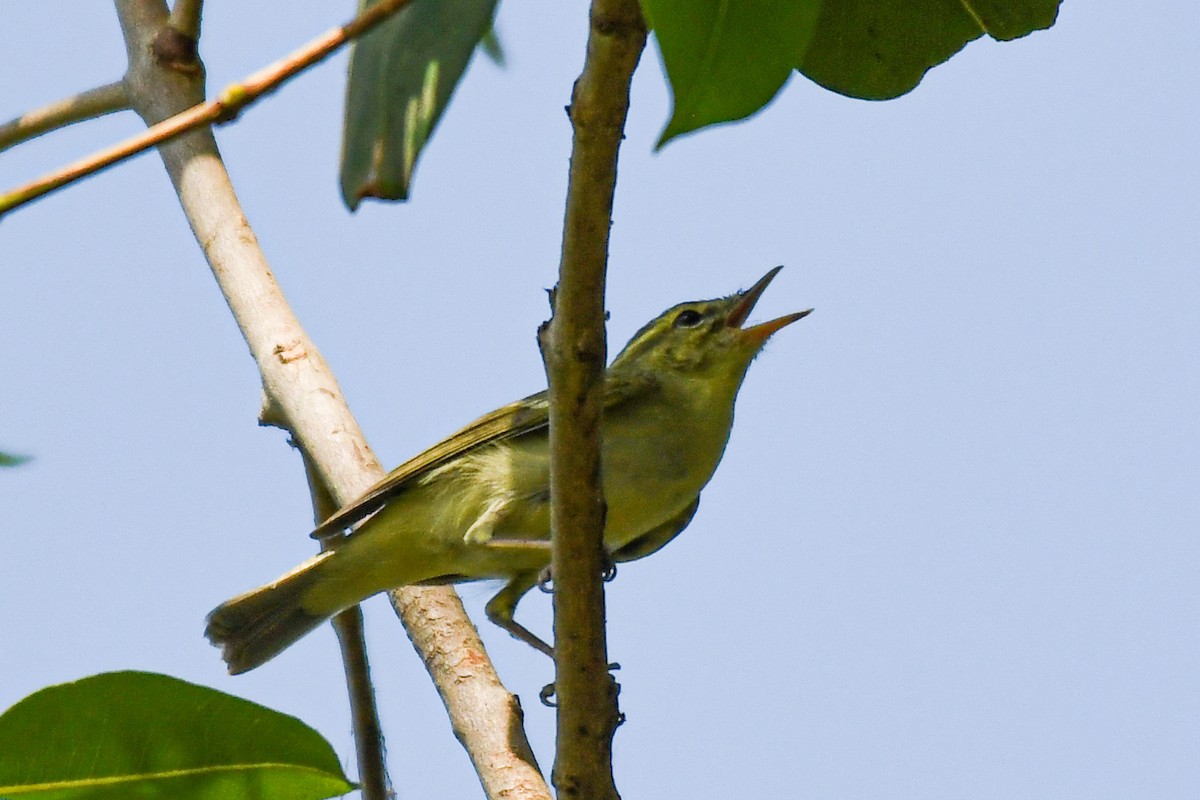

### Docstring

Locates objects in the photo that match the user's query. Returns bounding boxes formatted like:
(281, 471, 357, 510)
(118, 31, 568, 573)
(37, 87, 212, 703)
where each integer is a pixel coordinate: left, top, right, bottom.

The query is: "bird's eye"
(673, 309, 704, 328)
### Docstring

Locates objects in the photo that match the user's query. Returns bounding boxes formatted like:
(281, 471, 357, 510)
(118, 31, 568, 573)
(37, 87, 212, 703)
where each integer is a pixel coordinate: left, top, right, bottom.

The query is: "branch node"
(274, 338, 308, 365)
(151, 26, 202, 75)
(258, 389, 289, 431)
(214, 84, 249, 123)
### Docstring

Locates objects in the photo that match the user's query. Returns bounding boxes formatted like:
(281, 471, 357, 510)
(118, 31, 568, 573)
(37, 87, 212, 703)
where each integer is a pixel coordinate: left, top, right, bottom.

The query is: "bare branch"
(0, 0, 416, 218)
(540, 0, 647, 795)
(0, 81, 128, 153)
(330, 608, 390, 799)
(108, 2, 550, 797)
(390, 590, 551, 800)
(168, 0, 204, 40)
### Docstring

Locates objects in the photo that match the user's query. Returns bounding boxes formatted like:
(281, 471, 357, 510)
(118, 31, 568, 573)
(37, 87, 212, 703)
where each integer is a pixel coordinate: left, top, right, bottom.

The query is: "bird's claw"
(539, 662, 622, 708)
(536, 565, 554, 593)
(601, 552, 617, 582)
(535, 554, 617, 594)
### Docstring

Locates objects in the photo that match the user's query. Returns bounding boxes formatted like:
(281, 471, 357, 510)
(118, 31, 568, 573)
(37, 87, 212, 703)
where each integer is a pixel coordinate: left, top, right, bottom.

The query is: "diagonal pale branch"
(539, 0, 647, 795)
(388, 590, 548, 798)
(0, 81, 129, 153)
(0, 0, 417, 218)
(110, 2, 551, 798)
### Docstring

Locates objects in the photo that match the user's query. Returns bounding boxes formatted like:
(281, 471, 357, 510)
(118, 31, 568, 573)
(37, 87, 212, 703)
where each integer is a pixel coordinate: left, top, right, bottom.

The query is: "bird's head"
(610, 266, 812, 384)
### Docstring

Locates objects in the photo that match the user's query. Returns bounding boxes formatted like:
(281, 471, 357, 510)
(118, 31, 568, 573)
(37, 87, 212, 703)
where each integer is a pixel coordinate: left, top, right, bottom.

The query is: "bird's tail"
(205, 552, 334, 674)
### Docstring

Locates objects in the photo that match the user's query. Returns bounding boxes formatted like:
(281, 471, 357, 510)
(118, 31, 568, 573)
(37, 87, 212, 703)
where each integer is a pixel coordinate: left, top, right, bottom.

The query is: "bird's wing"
(609, 497, 700, 563)
(310, 370, 659, 539)
(310, 390, 549, 539)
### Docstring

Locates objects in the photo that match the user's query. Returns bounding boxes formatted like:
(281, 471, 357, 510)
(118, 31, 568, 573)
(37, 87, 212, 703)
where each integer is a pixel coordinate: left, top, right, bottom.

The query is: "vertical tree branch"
(541, 0, 646, 796)
(112, 2, 549, 798)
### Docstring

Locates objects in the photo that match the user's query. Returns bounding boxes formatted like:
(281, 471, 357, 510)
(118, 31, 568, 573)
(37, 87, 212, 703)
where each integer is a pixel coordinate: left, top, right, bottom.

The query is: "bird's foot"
(540, 662, 622, 708)
(536, 552, 618, 593)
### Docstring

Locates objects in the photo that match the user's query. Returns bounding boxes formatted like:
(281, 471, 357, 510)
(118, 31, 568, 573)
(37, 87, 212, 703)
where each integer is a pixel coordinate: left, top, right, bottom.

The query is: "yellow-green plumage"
(206, 268, 810, 673)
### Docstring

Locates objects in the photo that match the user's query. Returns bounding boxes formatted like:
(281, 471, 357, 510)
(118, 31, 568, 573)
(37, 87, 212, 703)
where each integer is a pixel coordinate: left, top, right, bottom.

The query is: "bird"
(206, 267, 811, 674)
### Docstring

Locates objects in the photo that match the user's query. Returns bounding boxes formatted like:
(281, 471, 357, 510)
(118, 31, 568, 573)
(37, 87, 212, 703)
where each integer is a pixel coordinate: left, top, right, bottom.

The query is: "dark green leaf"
(798, 0, 1061, 100)
(0, 451, 30, 467)
(0, 672, 353, 800)
(963, 0, 1062, 41)
(340, 0, 499, 208)
(644, 0, 1060, 142)
(643, 0, 821, 147)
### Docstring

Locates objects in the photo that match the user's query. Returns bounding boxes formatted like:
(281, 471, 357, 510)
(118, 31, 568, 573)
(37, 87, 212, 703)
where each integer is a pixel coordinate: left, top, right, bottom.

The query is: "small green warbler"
(207, 267, 810, 673)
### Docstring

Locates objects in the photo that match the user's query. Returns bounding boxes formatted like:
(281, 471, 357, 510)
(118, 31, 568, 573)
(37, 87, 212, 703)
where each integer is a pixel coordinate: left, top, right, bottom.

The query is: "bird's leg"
(487, 571, 622, 707)
(530, 549, 621, 706)
(485, 571, 554, 658)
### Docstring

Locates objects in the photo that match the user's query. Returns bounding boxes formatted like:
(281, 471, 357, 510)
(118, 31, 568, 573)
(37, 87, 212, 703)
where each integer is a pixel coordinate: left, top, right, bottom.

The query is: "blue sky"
(2, 2, 1197, 797)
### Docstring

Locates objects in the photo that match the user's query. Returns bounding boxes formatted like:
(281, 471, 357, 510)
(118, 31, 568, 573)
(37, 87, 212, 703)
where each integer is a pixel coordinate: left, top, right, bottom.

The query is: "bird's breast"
(599, 386, 735, 549)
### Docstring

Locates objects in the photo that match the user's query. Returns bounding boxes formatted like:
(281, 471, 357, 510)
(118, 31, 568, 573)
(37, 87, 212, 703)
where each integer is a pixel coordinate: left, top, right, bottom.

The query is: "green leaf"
(0, 451, 30, 467)
(643, 0, 1060, 143)
(0, 672, 353, 800)
(644, 0, 821, 147)
(340, 0, 500, 208)
(798, 0, 1061, 100)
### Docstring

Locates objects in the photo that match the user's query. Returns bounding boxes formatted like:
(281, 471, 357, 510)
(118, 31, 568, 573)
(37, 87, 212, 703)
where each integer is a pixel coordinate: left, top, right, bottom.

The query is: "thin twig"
(0, 81, 128, 153)
(330, 608, 390, 797)
(301, 453, 391, 800)
(109, 2, 551, 797)
(540, 0, 647, 795)
(0, 0, 415, 218)
(168, 0, 204, 39)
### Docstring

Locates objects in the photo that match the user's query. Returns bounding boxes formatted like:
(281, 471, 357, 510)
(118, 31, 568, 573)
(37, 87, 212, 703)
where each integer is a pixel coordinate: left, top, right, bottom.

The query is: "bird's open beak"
(727, 266, 813, 341)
